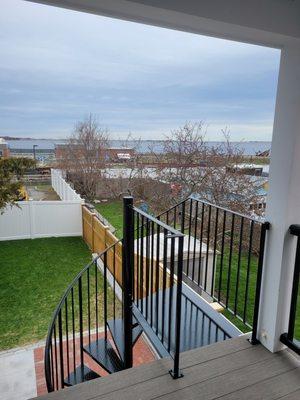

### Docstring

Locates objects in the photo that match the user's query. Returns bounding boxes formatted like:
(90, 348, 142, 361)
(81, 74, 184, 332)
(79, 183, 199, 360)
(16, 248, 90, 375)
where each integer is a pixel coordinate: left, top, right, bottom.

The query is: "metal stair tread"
(83, 338, 124, 373)
(107, 317, 143, 360)
(63, 364, 100, 387)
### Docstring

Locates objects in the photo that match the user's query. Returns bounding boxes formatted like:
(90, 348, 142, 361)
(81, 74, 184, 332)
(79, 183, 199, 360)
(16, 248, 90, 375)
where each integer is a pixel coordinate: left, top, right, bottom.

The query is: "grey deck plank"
(217, 367, 300, 400)
(34, 335, 251, 400)
(90, 345, 274, 400)
(158, 351, 299, 400)
(278, 389, 300, 399)
(34, 337, 299, 400)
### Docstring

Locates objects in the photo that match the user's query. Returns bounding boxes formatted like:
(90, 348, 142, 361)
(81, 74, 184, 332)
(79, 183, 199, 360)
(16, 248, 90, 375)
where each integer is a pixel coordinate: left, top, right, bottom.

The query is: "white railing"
(51, 169, 82, 201)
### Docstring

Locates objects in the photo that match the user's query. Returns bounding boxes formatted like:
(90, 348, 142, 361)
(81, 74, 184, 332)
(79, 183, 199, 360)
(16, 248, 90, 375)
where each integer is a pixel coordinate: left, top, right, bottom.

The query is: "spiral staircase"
(44, 196, 268, 393)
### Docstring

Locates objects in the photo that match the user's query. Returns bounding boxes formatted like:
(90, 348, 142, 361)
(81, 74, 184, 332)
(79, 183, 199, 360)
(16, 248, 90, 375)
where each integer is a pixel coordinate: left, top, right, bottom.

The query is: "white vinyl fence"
(0, 170, 84, 241)
(51, 169, 82, 201)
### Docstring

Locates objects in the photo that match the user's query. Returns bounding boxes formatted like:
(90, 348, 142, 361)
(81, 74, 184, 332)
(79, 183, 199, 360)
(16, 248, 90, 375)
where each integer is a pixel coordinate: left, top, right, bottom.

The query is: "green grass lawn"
(215, 248, 300, 340)
(94, 200, 123, 238)
(215, 248, 259, 332)
(0, 237, 106, 350)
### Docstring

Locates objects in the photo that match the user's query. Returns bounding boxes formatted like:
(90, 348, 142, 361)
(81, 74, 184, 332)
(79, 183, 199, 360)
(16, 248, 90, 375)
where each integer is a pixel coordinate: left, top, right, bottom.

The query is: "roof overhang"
(25, 0, 300, 48)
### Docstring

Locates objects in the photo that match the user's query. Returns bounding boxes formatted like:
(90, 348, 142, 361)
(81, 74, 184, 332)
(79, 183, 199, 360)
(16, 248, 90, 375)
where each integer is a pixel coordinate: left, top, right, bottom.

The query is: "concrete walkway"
(0, 346, 37, 400)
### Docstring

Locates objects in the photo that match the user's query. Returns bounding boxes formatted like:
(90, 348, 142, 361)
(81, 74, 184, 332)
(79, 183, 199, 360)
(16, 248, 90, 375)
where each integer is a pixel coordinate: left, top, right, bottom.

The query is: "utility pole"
(33, 144, 38, 161)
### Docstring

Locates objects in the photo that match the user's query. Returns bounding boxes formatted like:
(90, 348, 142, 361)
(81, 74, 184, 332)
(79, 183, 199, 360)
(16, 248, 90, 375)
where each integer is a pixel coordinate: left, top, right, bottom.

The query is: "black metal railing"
(45, 195, 270, 392)
(280, 225, 300, 355)
(44, 239, 123, 392)
(131, 200, 185, 378)
(158, 196, 269, 342)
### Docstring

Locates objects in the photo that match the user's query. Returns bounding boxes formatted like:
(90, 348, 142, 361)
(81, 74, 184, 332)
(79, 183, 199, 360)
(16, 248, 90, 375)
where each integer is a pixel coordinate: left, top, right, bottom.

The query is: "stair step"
(83, 338, 124, 374)
(107, 318, 143, 360)
(64, 364, 100, 387)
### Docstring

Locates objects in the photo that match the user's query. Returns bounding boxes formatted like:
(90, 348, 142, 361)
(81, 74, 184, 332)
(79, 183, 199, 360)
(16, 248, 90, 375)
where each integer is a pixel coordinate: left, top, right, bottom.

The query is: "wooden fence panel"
(82, 206, 94, 250)
(82, 205, 171, 299)
(93, 218, 108, 253)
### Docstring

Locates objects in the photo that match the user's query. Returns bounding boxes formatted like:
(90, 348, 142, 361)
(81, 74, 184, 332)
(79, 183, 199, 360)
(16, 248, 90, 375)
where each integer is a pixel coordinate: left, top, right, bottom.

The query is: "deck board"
(33, 336, 300, 400)
(278, 389, 300, 399)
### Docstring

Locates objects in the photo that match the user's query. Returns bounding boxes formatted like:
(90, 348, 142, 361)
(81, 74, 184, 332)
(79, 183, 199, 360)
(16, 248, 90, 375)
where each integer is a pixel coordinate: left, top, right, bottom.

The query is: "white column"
(258, 44, 300, 352)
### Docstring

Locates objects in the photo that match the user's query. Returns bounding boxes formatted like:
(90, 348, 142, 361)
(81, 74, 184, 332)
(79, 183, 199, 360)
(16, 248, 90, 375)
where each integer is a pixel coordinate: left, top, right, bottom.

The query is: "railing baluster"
(140, 215, 144, 312)
(212, 207, 219, 298)
(197, 202, 205, 287)
(113, 246, 116, 319)
(155, 222, 160, 336)
(161, 228, 168, 345)
(150, 220, 154, 327)
(192, 200, 199, 282)
(103, 252, 108, 341)
(136, 212, 140, 307)
(243, 220, 254, 323)
(218, 211, 227, 302)
(50, 342, 54, 391)
(53, 324, 59, 389)
(226, 213, 235, 308)
(145, 219, 150, 321)
(78, 277, 84, 380)
(87, 268, 91, 346)
(186, 198, 193, 278)
(71, 287, 76, 376)
(234, 217, 244, 315)
(95, 261, 98, 341)
(204, 204, 212, 291)
(180, 201, 185, 233)
(174, 206, 177, 229)
(58, 309, 64, 389)
(65, 299, 70, 378)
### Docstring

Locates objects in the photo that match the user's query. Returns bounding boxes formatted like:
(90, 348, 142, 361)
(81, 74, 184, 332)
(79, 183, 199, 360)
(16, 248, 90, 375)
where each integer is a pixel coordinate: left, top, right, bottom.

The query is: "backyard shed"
(134, 233, 217, 295)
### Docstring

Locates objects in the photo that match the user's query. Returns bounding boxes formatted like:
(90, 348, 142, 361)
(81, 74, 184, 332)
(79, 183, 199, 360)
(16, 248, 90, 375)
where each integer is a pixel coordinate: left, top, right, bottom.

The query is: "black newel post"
(169, 234, 184, 379)
(122, 196, 134, 368)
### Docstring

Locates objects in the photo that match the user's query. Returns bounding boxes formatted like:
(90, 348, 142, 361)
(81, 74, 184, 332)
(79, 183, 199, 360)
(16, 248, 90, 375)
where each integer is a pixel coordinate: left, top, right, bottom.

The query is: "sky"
(0, 0, 281, 141)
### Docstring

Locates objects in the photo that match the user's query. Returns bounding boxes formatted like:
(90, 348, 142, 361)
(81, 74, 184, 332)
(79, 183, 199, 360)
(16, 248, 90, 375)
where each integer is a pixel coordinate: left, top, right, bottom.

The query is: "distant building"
(55, 144, 135, 163)
(105, 148, 135, 162)
(0, 138, 10, 158)
(227, 163, 269, 177)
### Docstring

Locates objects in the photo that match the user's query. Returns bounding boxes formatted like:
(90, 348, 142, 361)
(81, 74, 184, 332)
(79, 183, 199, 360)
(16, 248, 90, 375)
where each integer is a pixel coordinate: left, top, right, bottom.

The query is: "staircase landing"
(33, 335, 300, 400)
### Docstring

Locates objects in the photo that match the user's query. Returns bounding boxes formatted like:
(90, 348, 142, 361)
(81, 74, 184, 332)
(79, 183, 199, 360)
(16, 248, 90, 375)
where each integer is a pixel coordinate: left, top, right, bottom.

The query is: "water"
(6, 138, 271, 155)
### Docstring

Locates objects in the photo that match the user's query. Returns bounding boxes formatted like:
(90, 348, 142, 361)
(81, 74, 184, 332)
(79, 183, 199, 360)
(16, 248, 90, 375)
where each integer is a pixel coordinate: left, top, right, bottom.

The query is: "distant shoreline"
(1, 136, 271, 143)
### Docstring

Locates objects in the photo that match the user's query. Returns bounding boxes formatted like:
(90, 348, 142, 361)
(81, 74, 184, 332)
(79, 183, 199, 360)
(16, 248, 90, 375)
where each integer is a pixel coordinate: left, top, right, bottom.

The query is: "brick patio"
(34, 332, 156, 396)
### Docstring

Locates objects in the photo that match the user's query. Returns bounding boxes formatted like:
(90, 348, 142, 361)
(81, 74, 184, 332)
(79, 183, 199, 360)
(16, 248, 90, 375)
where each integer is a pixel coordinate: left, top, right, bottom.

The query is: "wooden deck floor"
(34, 335, 300, 400)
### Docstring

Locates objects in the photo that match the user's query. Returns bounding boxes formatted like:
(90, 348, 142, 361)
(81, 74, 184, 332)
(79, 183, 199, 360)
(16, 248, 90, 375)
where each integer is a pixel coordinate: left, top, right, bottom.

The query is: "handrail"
(158, 195, 266, 224)
(189, 195, 266, 224)
(133, 206, 185, 237)
(44, 238, 122, 392)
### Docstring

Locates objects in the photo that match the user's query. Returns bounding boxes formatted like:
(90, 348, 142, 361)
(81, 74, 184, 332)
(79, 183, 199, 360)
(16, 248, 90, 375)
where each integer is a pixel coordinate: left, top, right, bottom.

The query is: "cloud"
(0, 0, 280, 139)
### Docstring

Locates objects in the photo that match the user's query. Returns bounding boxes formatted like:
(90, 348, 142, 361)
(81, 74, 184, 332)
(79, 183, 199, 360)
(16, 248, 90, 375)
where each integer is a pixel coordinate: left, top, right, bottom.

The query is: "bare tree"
(94, 121, 262, 217)
(152, 122, 262, 215)
(101, 135, 172, 211)
(57, 115, 109, 200)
